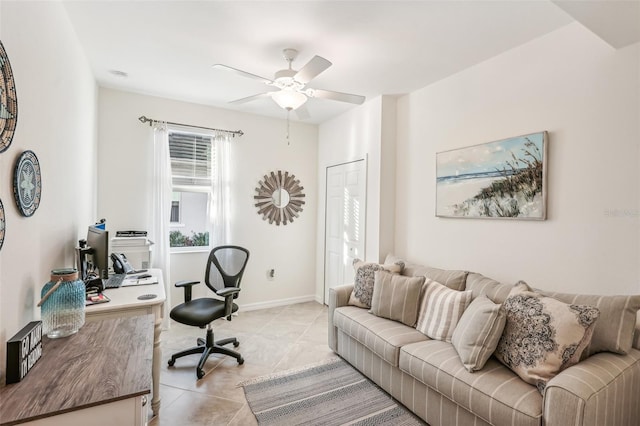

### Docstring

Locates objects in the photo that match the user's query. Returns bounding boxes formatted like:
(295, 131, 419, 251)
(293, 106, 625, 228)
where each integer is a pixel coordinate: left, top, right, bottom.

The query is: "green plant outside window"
(169, 230, 210, 248)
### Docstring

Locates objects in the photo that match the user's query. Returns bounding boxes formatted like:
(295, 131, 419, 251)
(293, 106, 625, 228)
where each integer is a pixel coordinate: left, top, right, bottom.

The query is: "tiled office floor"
(150, 301, 338, 426)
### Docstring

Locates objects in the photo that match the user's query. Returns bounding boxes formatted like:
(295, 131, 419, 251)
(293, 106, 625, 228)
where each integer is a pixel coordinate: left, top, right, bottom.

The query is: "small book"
(86, 293, 110, 305)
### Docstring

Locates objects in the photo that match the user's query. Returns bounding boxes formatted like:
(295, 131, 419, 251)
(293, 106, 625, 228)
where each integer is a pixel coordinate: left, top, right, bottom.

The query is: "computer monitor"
(87, 226, 109, 279)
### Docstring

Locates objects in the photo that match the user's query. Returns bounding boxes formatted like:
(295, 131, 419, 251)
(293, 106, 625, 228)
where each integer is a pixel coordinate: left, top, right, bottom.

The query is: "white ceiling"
(62, 1, 640, 124)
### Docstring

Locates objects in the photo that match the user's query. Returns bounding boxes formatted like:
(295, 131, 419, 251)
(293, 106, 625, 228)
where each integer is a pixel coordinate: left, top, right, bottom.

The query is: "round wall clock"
(254, 170, 305, 226)
(0, 199, 5, 251)
(0, 40, 18, 153)
(13, 150, 42, 217)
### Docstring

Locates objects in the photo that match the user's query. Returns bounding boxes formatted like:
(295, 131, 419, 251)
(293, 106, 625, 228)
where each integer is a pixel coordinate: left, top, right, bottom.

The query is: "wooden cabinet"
(84, 269, 166, 417)
(0, 316, 153, 426)
(20, 396, 148, 426)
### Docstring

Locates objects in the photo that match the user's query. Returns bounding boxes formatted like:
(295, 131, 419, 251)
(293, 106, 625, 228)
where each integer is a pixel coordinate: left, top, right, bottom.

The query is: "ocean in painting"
(436, 133, 546, 219)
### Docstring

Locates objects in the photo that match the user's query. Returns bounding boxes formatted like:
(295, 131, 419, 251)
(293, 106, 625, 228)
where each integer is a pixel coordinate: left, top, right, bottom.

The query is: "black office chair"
(167, 245, 250, 379)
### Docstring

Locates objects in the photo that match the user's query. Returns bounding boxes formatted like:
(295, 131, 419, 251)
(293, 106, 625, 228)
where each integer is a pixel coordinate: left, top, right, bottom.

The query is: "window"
(168, 129, 213, 251)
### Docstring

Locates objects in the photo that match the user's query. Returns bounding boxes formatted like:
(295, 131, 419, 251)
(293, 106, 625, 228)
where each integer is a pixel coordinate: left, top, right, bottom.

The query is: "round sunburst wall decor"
(254, 170, 305, 226)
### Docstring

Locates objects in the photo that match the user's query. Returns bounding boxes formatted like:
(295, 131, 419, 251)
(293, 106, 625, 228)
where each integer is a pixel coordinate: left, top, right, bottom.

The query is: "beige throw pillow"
(348, 259, 405, 308)
(495, 292, 600, 393)
(370, 271, 425, 327)
(451, 296, 506, 372)
(415, 280, 472, 342)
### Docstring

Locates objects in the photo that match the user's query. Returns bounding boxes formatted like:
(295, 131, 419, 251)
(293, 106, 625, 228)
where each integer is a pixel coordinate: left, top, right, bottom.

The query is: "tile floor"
(150, 301, 338, 426)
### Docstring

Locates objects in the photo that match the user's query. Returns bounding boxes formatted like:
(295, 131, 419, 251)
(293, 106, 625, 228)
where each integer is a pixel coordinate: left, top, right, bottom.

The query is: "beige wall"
(98, 88, 319, 310)
(0, 1, 98, 380)
(395, 23, 640, 294)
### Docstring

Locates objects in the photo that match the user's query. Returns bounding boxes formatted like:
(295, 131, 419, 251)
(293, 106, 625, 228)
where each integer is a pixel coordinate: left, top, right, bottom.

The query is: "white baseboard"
(238, 294, 321, 312)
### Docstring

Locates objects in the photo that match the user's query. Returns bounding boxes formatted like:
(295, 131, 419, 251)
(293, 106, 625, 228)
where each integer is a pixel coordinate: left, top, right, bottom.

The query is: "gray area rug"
(240, 358, 426, 426)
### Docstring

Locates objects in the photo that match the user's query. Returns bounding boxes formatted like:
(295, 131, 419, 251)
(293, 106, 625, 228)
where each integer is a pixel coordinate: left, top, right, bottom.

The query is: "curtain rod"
(138, 115, 244, 137)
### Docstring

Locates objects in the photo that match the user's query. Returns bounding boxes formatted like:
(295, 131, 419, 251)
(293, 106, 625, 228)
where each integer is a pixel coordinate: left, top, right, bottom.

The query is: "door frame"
(323, 156, 368, 304)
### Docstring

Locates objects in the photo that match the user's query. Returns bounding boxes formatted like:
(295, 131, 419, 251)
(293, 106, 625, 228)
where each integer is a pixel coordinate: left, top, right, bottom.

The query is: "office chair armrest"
(217, 287, 241, 319)
(174, 280, 201, 302)
(216, 287, 240, 297)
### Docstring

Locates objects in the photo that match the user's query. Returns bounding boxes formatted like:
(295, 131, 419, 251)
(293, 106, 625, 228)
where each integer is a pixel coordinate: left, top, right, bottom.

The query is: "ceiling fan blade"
(229, 92, 273, 105)
(295, 104, 311, 120)
(212, 64, 273, 85)
(309, 89, 365, 105)
(294, 56, 332, 84)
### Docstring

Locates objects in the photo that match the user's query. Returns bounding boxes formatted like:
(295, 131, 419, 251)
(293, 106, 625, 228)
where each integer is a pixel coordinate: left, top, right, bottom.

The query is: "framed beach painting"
(436, 131, 547, 220)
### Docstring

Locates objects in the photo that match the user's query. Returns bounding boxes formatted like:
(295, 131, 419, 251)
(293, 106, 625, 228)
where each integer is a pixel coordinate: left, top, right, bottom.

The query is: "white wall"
(0, 1, 98, 381)
(315, 96, 397, 301)
(97, 88, 318, 310)
(395, 23, 640, 294)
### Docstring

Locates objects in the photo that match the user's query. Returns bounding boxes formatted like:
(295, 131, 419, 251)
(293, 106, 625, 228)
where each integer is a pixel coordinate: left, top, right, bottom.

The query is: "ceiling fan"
(213, 48, 365, 119)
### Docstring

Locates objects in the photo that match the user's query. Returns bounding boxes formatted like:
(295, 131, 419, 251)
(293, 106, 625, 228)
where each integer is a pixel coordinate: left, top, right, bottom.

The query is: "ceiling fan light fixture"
(272, 89, 307, 111)
(217, 47, 365, 116)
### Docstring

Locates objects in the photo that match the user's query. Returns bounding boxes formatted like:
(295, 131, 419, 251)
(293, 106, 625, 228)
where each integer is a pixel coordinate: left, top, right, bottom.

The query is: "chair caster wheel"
(197, 369, 204, 379)
(238, 357, 244, 365)
(197, 338, 205, 346)
(233, 341, 240, 347)
(168, 359, 175, 367)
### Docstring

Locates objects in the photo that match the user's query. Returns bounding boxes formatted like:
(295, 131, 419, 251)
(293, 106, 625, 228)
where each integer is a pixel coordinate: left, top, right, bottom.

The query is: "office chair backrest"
(205, 245, 250, 295)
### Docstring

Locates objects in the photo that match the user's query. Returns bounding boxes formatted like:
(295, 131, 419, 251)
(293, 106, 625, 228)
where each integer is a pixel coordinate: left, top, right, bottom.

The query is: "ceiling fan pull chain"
(286, 110, 291, 146)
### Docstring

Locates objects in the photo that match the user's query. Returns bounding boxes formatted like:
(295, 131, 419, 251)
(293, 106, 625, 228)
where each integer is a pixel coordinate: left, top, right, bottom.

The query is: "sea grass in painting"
(436, 132, 547, 219)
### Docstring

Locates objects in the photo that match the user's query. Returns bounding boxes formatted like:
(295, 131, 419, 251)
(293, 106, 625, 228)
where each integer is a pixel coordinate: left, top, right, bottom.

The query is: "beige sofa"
(328, 260, 640, 426)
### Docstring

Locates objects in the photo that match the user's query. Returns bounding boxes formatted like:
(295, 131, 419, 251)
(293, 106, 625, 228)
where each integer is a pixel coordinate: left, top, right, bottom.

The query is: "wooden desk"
(85, 269, 166, 417)
(0, 315, 153, 426)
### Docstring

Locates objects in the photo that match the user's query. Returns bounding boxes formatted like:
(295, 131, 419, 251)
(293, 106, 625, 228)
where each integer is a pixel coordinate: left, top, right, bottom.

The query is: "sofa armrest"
(328, 284, 354, 351)
(543, 349, 640, 426)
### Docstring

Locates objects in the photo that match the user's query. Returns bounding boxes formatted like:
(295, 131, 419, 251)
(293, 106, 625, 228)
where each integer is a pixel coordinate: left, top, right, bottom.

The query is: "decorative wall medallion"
(0, 40, 18, 153)
(0, 198, 5, 251)
(13, 150, 42, 217)
(254, 170, 305, 225)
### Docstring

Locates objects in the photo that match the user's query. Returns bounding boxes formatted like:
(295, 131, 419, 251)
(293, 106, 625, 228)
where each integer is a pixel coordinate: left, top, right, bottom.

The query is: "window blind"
(168, 131, 214, 190)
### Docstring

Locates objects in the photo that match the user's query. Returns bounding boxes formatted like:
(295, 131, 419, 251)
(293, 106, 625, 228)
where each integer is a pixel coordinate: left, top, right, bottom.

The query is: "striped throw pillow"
(348, 259, 405, 308)
(370, 271, 425, 326)
(451, 296, 506, 372)
(415, 279, 472, 342)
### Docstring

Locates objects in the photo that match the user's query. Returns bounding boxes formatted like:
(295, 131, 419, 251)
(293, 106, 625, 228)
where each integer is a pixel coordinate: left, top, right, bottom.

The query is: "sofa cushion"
(399, 340, 542, 426)
(348, 258, 405, 308)
(403, 264, 468, 291)
(333, 306, 428, 366)
(370, 271, 424, 327)
(415, 280, 472, 342)
(465, 272, 518, 304)
(539, 290, 640, 357)
(495, 292, 600, 393)
(451, 295, 506, 372)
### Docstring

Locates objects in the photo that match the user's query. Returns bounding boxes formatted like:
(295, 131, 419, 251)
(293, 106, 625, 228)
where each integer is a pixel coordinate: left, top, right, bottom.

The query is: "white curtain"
(150, 122, 172, 329)
(210, 131, 231, 246)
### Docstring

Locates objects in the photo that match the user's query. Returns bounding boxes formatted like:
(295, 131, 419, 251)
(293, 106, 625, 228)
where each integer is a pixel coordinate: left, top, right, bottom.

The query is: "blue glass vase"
(40, 268, 86, 338)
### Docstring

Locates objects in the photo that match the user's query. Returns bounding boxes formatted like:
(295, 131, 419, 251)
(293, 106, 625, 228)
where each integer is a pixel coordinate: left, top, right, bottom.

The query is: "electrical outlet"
(267, 269, 275, 281)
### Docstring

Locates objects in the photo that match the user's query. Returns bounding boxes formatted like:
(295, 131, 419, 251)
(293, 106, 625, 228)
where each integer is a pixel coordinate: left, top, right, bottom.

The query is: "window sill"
(170, 247, 211, 254)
